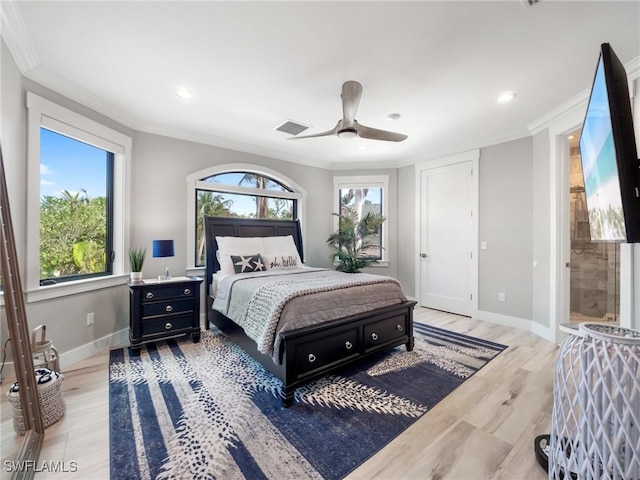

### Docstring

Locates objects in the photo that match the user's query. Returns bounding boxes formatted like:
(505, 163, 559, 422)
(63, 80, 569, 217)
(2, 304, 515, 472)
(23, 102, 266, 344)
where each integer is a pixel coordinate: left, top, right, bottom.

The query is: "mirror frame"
(1, 144, 44, 479)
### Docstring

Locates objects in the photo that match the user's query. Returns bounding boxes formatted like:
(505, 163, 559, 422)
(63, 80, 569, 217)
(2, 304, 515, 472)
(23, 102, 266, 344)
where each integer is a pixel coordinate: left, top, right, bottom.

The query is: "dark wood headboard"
(203, 216, 303, 297)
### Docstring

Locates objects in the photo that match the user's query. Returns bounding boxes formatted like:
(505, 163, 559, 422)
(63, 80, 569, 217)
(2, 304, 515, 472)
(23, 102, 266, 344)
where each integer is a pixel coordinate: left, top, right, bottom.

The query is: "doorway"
(567, 129, 620, 324)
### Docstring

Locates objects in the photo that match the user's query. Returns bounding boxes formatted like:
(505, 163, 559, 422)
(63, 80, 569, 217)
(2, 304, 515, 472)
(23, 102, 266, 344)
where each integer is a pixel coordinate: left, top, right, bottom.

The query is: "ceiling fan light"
(176, 88, 193, 99)
(497, 91, 517, 103)
(337, 128, 357, 139)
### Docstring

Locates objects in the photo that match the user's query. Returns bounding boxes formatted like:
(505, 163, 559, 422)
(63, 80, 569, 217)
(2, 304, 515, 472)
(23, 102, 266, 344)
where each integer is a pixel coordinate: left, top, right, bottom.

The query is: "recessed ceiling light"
(387, 113, 401, 121)
(176, 88, 193, 99)
(497, 91, 517, 103)
(568, 135, 575, 140)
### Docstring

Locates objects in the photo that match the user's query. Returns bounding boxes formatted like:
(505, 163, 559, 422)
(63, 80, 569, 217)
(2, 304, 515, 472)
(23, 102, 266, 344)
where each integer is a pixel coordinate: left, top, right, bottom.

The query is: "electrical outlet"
(87, 312, 95, 326)
(498, 292, 506, 302)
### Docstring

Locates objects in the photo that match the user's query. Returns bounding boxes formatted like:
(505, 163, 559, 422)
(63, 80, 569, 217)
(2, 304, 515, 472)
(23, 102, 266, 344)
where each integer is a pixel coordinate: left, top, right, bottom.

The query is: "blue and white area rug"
(109, 323, 506, 479)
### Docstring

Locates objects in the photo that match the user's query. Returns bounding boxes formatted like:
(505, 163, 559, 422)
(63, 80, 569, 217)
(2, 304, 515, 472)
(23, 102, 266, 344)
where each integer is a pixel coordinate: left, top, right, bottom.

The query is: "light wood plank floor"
(1, 307, 556, 479)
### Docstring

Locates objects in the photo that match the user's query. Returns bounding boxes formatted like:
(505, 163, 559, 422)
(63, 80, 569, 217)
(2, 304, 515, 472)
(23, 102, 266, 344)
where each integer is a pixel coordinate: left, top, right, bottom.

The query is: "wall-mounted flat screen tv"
(579, 42, 640, 243)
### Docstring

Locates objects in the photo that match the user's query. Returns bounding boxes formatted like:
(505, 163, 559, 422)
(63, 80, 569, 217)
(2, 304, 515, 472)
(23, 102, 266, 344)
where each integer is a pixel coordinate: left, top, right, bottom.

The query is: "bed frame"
(204, 216, 416, 407)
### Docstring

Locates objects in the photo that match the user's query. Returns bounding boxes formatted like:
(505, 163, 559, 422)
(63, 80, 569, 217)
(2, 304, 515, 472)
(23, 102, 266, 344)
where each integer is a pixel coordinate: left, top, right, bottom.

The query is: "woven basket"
(6, 368, 66, 435)
(550, 323, 640, 480)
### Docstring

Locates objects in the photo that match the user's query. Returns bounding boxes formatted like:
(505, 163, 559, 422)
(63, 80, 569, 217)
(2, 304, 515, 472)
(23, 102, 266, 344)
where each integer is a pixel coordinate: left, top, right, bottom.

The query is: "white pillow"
(215, 236, 264, 274)
(262, 236, 301, 268)
(262, 235, 298, 255)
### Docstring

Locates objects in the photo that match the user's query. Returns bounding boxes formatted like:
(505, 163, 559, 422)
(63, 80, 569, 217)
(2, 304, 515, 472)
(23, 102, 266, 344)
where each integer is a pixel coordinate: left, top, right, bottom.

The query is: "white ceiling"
(2, 1, 639, 169)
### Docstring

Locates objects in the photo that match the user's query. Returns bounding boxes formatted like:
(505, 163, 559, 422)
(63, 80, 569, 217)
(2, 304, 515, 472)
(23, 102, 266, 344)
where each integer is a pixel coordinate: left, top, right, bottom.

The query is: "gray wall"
(478, 137, 533, 320)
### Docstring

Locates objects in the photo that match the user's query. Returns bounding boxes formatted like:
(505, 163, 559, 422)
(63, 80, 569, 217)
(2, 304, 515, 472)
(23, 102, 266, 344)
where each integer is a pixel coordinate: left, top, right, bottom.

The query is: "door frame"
(551, 107, 636, 344)
(414, 149, 479, 319)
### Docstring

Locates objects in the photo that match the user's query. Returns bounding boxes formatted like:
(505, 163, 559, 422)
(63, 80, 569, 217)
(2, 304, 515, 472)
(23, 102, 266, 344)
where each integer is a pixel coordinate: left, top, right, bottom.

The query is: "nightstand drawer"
(142, 315, 193, 336)
(141, 285, 195, 302)
(143, 298, 193, 318)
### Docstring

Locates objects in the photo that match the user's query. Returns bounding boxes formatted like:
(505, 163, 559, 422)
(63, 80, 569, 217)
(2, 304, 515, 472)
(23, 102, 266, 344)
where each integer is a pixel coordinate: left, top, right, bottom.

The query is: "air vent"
(275, 120, 309, 136)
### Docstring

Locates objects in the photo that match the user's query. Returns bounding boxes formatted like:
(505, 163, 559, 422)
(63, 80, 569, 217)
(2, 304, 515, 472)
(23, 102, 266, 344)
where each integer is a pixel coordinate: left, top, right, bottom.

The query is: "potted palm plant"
(327, 208, 385, 273)
(128, 247, 146, 281)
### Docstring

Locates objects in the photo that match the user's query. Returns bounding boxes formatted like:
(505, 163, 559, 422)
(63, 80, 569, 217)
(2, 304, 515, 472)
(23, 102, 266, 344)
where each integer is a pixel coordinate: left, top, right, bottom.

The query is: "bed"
(204, 216, 416, 406)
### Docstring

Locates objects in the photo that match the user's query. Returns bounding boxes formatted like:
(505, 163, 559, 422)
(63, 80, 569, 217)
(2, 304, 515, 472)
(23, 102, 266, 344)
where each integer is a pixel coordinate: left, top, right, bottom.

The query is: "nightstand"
(129, 276, 203, 355)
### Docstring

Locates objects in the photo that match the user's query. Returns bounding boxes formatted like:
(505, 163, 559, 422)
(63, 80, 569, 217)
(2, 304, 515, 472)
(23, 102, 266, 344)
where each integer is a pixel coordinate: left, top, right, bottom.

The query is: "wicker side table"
(550, 323, 640, 480)
(6, 368, 65, 435)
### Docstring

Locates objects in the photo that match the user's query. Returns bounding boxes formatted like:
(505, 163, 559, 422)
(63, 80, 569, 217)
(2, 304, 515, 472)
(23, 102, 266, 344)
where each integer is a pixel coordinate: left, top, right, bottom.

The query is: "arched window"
(187, 164, 305, 268)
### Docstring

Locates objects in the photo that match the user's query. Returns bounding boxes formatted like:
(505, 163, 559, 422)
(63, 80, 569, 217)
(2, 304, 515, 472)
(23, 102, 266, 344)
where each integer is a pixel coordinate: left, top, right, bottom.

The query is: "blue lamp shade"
(152, 240, 175, 258)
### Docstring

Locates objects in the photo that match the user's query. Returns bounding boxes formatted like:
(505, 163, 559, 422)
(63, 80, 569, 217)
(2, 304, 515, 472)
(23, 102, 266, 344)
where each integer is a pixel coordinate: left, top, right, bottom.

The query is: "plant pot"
(130, 272, 143, 282)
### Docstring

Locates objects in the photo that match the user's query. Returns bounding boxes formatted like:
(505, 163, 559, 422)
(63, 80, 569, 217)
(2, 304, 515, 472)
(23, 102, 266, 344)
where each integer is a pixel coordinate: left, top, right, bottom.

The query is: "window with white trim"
(187, 165, 305, 268)
(333, 175, 389, 262)
(26, 93, 131, 299)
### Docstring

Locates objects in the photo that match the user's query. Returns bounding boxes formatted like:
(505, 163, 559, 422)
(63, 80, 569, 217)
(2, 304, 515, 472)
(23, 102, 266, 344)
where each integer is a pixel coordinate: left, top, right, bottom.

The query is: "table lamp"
(152, 239, 175, 280)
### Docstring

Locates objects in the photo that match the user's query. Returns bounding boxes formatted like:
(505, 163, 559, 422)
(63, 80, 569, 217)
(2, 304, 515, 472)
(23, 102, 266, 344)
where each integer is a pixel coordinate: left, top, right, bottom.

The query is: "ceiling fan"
(289, 81, 408, 142)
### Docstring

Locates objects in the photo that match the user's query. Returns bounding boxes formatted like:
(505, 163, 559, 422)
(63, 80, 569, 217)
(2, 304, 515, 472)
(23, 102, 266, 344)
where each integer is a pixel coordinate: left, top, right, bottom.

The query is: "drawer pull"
(165, 305, 173, 312)
(371, 332, 378, 341)
(165, 322, 172, 330)
(146, 292, 154, 299)
(184, 288, 191, 295)
(345, 341, 353, 350)
(308, 353, 316, 363)
(396, 324, 403, 331)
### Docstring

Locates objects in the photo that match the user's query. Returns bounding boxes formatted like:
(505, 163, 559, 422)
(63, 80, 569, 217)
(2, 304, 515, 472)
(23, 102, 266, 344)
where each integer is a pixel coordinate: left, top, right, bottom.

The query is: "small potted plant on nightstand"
(128, 247, 146, 281)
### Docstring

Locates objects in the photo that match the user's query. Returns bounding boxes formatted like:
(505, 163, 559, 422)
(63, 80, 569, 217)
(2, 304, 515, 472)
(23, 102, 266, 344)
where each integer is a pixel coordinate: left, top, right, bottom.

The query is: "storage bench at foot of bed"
(278, 301, 415, 406)
(209, 300, 416, 407)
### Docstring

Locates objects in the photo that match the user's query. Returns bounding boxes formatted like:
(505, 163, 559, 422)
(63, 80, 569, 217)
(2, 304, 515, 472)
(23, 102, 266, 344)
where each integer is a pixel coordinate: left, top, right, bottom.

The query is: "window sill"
(24, 275, 130, 303)
(332, 260, 390, 268)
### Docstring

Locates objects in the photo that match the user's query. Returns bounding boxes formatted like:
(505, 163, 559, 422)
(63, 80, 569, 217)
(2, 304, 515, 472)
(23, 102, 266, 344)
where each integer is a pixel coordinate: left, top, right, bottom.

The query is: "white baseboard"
(478, 310, 558, 343)
(0, 328, 129, 382)
(59, 328, 129, 370)
(530, 321, 556, 343)
(478, 310, 531, 330)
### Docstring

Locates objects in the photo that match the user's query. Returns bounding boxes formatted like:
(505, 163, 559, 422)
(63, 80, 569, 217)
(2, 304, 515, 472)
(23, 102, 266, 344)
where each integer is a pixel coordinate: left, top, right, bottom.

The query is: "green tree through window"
(39, 128, 113, 283)
(194, 171, 296, 267)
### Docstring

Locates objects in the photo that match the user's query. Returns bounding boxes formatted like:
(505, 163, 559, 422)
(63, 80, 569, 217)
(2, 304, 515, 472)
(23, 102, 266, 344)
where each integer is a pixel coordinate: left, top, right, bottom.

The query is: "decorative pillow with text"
(262, 254, 300, 270)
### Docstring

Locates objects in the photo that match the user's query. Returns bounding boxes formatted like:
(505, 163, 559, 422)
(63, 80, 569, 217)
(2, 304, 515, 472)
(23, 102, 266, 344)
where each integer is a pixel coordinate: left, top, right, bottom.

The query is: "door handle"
(420, 253, 429, 258)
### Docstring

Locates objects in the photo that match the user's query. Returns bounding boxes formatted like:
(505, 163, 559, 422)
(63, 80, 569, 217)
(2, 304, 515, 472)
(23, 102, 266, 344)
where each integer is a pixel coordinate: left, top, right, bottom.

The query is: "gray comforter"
(212, 268, 407, 363)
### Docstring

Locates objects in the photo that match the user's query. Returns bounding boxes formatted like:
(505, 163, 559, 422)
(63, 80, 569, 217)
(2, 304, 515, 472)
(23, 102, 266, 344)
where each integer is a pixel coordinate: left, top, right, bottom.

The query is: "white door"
(419, 161, 476, 316)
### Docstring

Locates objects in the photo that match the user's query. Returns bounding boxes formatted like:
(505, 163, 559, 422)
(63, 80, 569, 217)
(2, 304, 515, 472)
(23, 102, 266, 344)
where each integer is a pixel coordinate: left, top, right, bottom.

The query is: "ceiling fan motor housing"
(337, 127, 357, 139)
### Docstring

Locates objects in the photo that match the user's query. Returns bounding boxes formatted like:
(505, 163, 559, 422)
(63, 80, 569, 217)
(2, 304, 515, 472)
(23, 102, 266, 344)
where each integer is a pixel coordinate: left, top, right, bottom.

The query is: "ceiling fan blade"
(354, 120, 408, 142)
(341, 81, 362, 128)
(287, 120, 342, 140)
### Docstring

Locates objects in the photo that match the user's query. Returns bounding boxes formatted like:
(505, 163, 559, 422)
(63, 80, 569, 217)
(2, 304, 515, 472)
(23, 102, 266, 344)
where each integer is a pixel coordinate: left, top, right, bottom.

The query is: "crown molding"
(136, 119, 334, 170)
(396, 128, 530, 168)
(1, 0, 38, 72)
(528, 55, 640, 136)
(24, 65, 333, 170)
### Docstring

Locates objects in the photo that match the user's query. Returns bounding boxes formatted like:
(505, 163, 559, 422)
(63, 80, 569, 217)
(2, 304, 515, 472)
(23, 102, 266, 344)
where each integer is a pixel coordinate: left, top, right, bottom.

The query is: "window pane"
(195, 189, 294, 266)
(39, 128, 112, 281)
(339, 187, 383, 259)
(201, 172, 291, 192)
